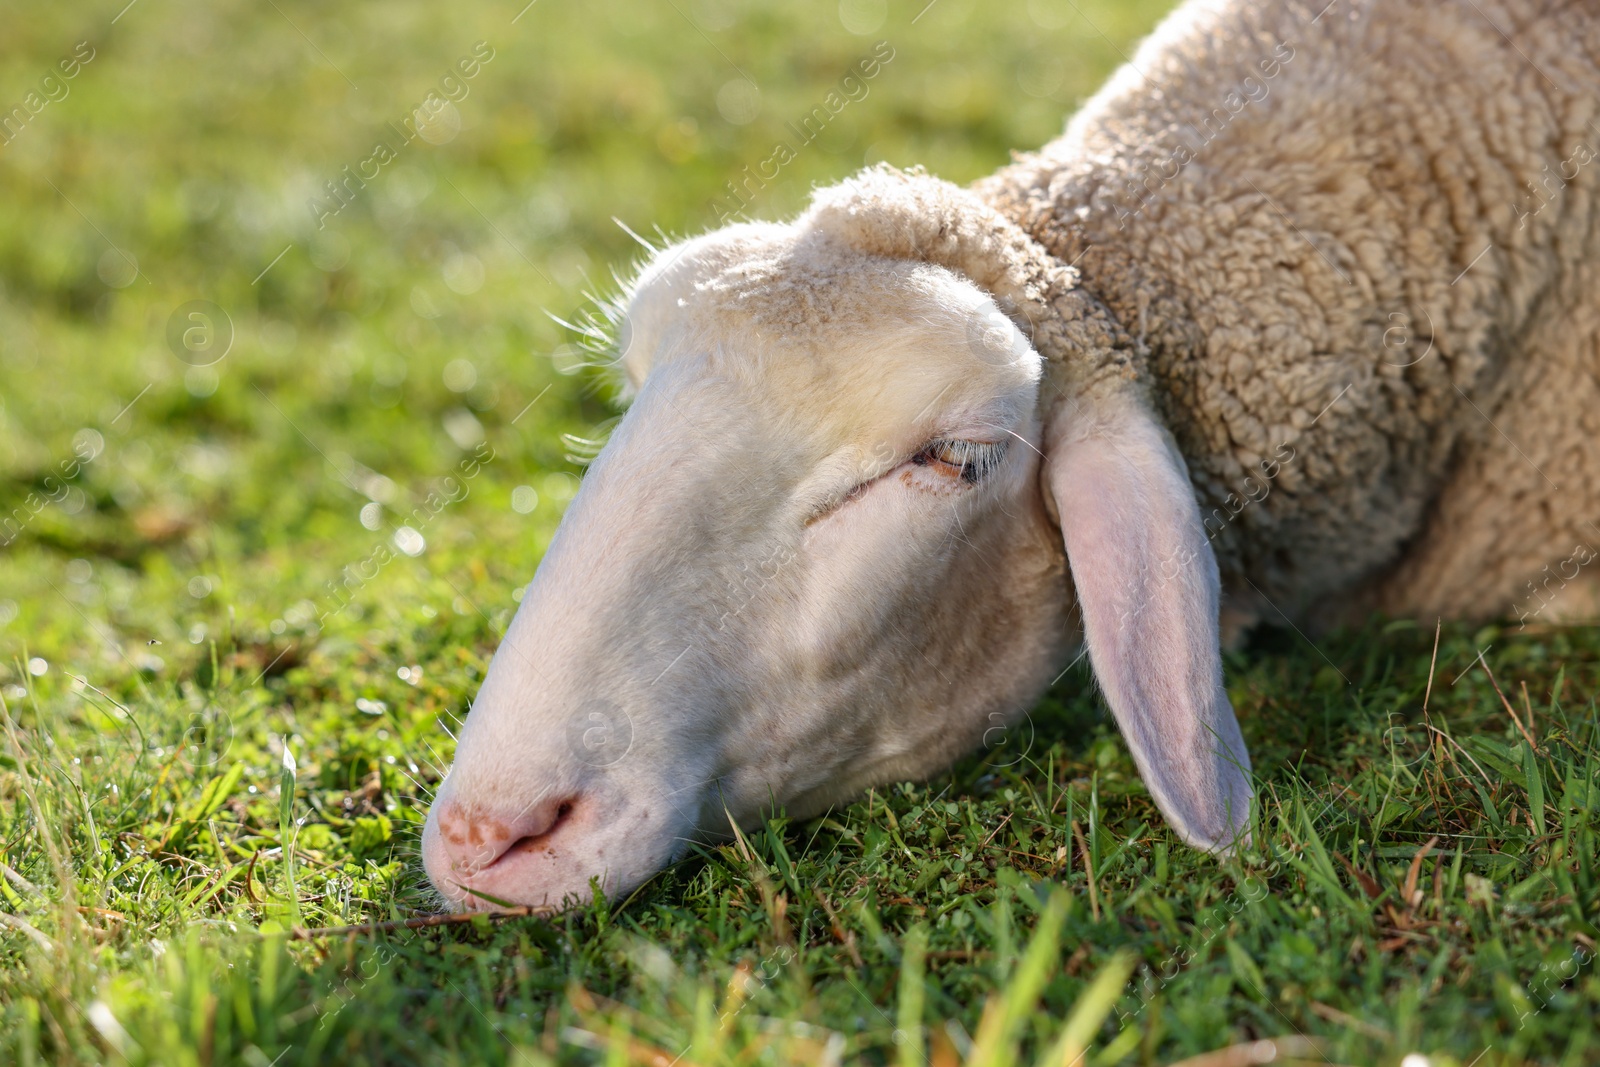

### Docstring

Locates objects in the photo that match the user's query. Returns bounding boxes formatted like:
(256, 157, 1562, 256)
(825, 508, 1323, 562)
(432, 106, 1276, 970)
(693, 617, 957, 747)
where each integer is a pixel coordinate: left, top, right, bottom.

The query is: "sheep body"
(967, 0, 1600, 628)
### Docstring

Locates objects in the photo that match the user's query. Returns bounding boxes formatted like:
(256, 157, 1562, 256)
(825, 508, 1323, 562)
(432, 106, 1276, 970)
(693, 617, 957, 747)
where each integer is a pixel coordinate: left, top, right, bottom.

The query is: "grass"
(1, 0, 1596, 1063)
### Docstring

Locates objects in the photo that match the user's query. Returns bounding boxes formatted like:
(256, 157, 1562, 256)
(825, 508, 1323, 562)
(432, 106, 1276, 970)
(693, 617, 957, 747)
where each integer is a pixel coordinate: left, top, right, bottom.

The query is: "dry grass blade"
(1334, 853, 1382, 901)
(285, 905, 553, 940)
(816, 888, 864, 969)
(565, 985, 713, 1067)
(1400, 835, 1439, 915)
(0, 911, 55, 950)
(1425, 723, 1495, 792)
(1475, 650, 1538, 752)
(1163, 1036, 1330, 1067)
(1422, 618, 1441, 713)
(1309, 1001, 1392, 1040)
(1071, 819, 1100, 922)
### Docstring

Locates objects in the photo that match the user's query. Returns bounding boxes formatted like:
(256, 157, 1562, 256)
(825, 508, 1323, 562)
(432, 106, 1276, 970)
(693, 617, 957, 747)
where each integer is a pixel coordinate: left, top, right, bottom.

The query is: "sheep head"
(422, 166, 1251, 912)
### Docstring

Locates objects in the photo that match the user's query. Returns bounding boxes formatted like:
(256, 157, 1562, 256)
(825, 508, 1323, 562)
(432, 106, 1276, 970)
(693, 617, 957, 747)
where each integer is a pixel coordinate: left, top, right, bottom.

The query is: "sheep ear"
(1045, 396, 1252, 852)
(807, 163, 1251, 847)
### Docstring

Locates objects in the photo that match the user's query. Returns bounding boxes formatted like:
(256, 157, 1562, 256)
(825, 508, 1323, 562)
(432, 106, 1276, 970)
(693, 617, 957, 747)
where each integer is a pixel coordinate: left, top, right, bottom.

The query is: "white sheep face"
(421, 224, 1075, 910)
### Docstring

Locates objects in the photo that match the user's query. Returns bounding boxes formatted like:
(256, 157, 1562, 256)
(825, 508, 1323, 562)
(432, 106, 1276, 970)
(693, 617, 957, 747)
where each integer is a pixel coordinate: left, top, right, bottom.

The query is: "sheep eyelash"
(911, 438, 1009, 484)
(804, 438, 1008, 527)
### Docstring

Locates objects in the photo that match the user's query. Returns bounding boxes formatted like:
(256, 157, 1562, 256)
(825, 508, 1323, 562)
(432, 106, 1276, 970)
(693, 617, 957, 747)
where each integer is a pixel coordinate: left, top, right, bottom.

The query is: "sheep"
(422, 0, 1600, 912)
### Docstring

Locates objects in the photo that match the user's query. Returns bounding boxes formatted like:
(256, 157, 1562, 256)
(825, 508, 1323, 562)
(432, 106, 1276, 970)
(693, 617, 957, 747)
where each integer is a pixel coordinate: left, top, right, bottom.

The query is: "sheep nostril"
(433, 794, 584, 878)
(505, 799, 576, 857)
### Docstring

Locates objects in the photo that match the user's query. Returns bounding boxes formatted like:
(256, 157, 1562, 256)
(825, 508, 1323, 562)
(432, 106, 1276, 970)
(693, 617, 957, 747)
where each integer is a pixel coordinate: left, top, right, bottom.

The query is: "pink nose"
(430, 793, 578, 886)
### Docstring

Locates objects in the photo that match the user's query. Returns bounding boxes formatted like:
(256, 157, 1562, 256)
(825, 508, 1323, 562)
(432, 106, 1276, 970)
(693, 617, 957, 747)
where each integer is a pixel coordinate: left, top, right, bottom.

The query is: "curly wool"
(813, 0, 1600, 629)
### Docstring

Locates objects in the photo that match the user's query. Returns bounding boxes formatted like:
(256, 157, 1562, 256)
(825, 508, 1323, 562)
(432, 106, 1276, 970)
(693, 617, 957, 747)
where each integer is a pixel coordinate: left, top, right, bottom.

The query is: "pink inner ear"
(1049, 402, 1252, 852)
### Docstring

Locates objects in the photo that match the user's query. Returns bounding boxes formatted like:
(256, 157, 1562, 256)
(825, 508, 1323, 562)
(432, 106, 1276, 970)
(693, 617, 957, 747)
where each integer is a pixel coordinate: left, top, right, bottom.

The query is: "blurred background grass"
(4, 2, 1597, 1066)
(0, 0, 1171, 682)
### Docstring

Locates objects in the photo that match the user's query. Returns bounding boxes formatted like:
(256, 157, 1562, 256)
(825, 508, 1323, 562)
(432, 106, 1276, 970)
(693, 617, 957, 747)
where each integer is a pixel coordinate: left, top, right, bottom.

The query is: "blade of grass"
(968, 891, 1069, 1067)
(896, 925, 927, 1067)
(1036, 950, 1135, 1067)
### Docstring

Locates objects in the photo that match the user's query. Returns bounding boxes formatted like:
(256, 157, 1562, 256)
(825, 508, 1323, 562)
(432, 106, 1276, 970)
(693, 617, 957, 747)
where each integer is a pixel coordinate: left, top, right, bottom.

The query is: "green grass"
(1, 1, 1597, 1064)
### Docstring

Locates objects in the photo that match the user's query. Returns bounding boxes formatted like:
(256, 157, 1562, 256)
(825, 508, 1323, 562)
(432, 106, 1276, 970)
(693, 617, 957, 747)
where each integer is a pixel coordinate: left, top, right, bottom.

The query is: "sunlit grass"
(1, 1, 1596, 1064)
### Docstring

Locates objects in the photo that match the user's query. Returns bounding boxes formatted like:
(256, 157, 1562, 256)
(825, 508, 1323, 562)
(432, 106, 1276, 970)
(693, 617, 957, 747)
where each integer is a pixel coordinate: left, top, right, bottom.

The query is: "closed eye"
(804, 437, 1010, 527)
(910, 438, 1009, 484)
